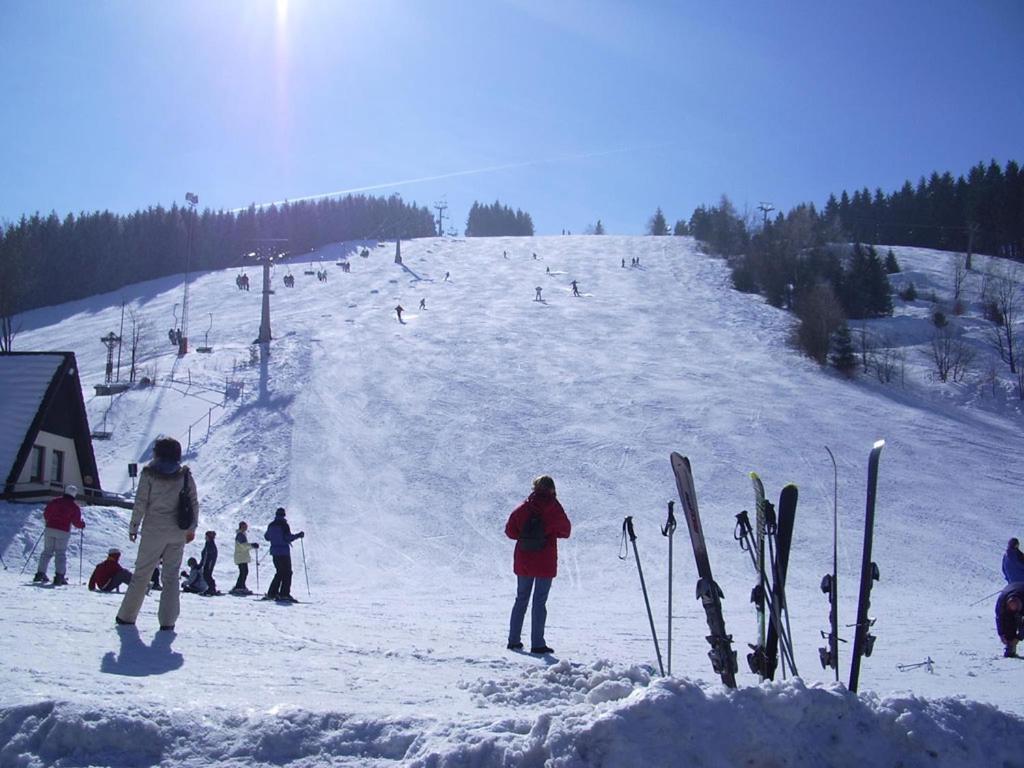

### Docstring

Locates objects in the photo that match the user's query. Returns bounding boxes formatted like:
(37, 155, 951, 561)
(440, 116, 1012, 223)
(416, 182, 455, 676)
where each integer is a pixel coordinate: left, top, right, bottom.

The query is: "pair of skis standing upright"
(626, 443, 884, 691)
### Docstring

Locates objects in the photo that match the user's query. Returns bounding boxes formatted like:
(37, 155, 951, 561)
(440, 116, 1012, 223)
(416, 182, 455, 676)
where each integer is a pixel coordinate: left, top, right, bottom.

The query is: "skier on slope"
(504, 475, 572, 655)
(231, 521, 259, 595)
(263, 508, 304, 603)
(395, 305, 404, 322)
(995, 582, 1024, 657)
(199, 530, 220, 595)
(34, 484, 85, 586)
(1003, 539, 1024, 582)
(534, 287, 543, 302)
(570, 280, 580, 297)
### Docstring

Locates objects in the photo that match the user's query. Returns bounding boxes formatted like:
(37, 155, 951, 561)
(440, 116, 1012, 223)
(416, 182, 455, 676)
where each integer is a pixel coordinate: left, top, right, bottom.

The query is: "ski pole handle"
(661, 501, 676, 537)
(624, 516, 637, 542)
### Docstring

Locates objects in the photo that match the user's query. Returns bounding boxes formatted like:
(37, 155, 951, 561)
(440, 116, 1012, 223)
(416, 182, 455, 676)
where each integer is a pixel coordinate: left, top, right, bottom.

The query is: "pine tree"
(648, 207, 668, 236)
(829, 324, 857, 377)
(884, 249, 900, 273)
(594, 220, 605, 235)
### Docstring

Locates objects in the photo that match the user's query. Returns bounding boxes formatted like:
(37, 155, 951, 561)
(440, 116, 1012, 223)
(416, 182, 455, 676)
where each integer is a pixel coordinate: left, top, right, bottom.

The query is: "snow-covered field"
(2, 235, 1023, 767)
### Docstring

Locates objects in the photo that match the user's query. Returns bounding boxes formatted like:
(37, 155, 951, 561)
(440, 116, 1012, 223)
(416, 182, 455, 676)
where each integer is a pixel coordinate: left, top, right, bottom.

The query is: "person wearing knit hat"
(1003, 538, 1024, 583)
(34, 484, 86, 586)
(230, 521, 260, 596)
(116, 435, 199, 631)
(263, 507, 304, 602)
(88, 548, 132, 592)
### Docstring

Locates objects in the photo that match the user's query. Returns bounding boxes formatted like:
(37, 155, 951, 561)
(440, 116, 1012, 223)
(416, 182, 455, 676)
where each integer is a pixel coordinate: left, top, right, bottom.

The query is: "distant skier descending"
(534, 287, 543, 302)
(571, 280, 580, 297)
(395, 305, 405, 322)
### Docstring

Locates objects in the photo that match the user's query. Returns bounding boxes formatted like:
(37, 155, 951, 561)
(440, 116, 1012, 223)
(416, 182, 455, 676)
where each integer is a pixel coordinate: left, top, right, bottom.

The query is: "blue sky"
(1, 0, 1021, 235)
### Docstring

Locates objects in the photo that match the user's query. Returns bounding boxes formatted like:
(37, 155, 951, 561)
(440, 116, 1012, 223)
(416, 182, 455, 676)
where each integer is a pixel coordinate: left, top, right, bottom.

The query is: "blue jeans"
(508, 575, 553, 648)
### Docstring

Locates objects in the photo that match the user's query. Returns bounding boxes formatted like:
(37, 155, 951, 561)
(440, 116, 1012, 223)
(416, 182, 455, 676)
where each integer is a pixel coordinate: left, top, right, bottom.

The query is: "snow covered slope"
(2, 236, 1022, 766)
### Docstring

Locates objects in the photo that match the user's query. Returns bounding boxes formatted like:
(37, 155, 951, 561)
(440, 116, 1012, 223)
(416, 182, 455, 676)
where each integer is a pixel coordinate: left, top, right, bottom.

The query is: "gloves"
(251, 543, 259, 549)
(298, 531, 305, 539)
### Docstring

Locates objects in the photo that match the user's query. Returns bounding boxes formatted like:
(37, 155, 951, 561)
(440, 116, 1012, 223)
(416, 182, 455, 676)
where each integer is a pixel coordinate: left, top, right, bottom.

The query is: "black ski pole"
(255, 547, 260, 593)
(970, 589, 1001, 607)
(620, 516, 665, 676)
(21, 531, 43, 575)
(661, 500, 677, 675)
(78, 528, 84, 585)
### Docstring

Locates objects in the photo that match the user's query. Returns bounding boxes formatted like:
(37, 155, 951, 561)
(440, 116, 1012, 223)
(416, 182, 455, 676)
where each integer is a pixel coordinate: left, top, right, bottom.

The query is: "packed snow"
(2, 235, 1023, 767)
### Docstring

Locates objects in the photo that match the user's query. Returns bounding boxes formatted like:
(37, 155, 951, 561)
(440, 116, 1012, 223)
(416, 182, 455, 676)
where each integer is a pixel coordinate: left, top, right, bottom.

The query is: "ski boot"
(52, 574, 69, 586)
(33, 572, 50, 584)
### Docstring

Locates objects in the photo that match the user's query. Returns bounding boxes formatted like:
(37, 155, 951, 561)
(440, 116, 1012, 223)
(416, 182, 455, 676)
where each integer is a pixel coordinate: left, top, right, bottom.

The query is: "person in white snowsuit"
(116, 437, 198, 630)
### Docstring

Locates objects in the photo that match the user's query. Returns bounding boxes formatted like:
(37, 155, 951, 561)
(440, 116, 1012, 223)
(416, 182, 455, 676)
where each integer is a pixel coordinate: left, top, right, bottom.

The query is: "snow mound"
(5, 680, 1021, 768)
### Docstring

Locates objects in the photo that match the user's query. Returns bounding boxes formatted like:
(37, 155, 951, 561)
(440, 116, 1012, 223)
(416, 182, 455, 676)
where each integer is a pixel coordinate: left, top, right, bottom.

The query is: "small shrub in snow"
(932, 310, 948, 328)
(898, 282, 918, 302)
(829, 324, 857, 377)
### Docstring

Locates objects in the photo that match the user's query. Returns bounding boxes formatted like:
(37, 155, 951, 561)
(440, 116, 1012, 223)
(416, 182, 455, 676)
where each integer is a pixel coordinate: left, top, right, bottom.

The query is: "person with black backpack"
(504, 475, 571, 654)
(116, 436, 199, 631)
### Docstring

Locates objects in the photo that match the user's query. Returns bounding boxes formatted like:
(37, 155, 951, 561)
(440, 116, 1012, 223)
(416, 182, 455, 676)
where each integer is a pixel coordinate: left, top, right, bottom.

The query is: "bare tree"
(930, 325, 974, 383)
(794, 282, 845, 363)
(984, 265, 1021, 374)
(856, 325, 873, 374)
(0, 267, 20, 352)
(952, 254, 968, 314)
(127, 309, 149, 383)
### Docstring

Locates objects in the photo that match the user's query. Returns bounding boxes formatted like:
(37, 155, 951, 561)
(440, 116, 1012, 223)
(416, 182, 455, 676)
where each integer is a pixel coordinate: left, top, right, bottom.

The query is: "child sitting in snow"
(181, 557, 209, 594)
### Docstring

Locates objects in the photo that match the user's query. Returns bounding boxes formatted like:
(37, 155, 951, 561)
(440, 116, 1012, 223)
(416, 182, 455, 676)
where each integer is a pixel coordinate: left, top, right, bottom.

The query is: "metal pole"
(255, 548, 260, 593)
(78, 528, 84, 585)
(21, 531, 43, 574)
(300, 537, 310, 597)
(661, 501, 676, 675)
(825, 445, 840, 682)
(623, 516, 665, 676)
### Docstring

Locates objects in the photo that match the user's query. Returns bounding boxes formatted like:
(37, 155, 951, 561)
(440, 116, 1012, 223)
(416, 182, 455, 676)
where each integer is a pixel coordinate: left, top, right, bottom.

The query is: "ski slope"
(2, 235, 1023, 767)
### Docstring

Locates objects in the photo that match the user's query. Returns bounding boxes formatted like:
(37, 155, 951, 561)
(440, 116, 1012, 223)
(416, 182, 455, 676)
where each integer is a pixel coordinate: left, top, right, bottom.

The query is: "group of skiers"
(997, 538, 1024, 657)
(65, 436, 308, 631)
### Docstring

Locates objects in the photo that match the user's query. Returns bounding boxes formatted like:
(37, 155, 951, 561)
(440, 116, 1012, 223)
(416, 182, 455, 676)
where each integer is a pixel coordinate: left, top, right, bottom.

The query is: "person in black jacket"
(995, 582, 1024, 657)
(263, 508, 304, 602)
(199, 530, 220, 596)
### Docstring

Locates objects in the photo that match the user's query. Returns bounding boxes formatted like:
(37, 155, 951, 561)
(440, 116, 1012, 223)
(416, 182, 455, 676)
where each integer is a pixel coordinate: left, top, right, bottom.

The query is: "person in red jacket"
(34, 484, 85, 586)
(89, 548, 133, 592)
(504, 475, 571, 654)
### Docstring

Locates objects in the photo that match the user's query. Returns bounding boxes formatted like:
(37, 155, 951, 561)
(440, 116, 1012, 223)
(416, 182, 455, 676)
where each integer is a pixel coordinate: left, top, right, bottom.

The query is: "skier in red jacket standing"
(504, 475, 571, 654)
(34, 484, 85, 586)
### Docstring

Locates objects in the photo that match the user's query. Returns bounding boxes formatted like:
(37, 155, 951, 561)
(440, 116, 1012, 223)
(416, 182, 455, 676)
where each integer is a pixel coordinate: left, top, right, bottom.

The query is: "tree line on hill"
(464, 200, 534, 237)
(669, 159, 1022, 394)
(0, 193, 437, 332)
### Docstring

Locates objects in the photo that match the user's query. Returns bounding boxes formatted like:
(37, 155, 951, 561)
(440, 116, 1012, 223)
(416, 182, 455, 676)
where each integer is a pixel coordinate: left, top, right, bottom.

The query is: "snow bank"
(5, 674, 1021, 768)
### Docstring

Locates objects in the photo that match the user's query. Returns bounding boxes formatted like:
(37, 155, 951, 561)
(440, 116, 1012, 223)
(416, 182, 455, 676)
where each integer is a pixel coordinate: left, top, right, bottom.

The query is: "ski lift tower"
(250, 238, 289, 344)
(179, 191, 199, 356)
